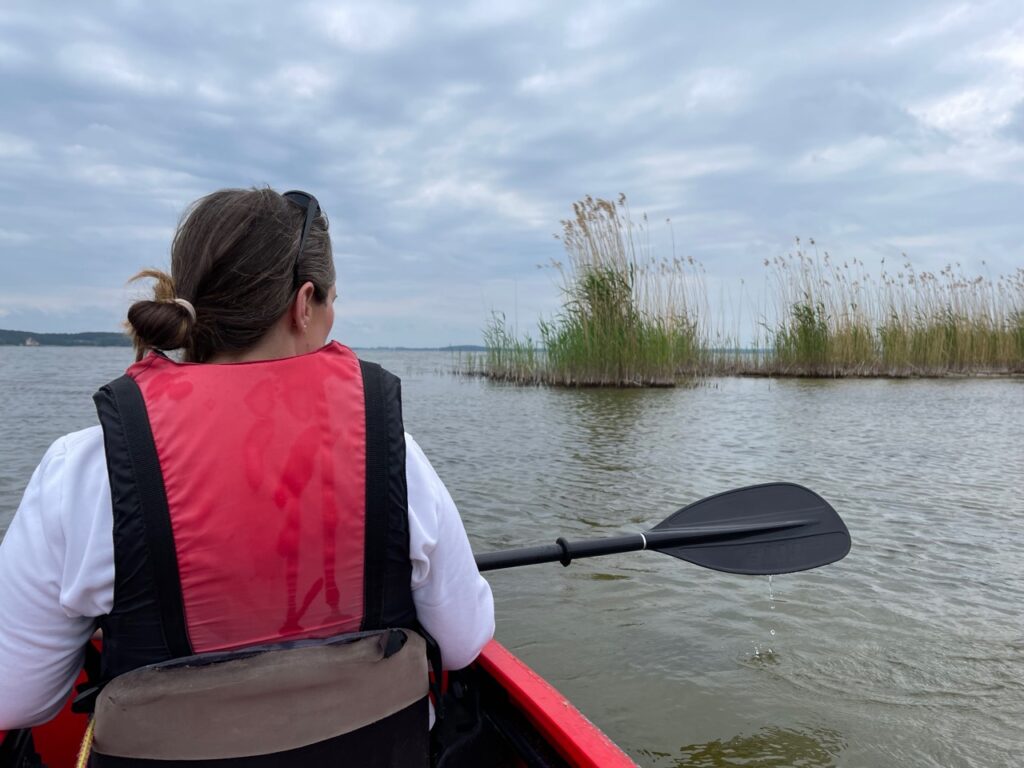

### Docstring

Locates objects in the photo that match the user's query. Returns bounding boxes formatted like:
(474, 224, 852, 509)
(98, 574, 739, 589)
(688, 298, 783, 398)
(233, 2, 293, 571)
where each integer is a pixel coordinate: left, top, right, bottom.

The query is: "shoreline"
(458, 367, 1024, 385)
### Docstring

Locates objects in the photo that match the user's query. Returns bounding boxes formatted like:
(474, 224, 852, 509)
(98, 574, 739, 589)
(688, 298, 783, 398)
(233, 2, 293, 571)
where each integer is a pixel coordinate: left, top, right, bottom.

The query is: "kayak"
(0, 639, 637, 768)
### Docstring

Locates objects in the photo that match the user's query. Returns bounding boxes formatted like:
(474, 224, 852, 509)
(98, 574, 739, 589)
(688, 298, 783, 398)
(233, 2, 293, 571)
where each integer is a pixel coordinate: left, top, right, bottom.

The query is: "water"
(2, 347, 1022, 767)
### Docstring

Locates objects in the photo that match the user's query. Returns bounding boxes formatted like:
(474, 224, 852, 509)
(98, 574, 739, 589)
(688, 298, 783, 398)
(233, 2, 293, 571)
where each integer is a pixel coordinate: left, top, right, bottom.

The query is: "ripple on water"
(639, 725, 847, 768)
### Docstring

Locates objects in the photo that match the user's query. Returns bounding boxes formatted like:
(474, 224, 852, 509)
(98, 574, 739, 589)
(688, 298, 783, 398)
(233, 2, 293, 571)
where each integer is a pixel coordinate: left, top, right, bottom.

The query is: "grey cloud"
(0, 0, 1021, 345)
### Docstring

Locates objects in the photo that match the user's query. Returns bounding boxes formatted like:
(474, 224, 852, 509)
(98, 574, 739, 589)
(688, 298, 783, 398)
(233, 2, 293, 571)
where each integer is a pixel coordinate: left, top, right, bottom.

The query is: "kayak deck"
(1, 640, 636, 768)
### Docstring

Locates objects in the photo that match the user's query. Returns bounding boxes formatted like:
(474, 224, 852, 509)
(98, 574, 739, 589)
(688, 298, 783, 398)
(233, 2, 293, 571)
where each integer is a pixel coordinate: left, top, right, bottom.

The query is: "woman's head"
(127, 187, 335, 362)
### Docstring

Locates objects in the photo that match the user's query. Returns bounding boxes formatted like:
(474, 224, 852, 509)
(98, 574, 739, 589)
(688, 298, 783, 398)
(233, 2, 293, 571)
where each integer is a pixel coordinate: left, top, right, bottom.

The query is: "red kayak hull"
(477, 641, 636, 767)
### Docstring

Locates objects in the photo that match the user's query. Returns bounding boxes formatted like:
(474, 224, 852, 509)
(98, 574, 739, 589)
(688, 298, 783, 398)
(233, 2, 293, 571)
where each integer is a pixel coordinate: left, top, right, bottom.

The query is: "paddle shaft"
(474, 519, 807, 572)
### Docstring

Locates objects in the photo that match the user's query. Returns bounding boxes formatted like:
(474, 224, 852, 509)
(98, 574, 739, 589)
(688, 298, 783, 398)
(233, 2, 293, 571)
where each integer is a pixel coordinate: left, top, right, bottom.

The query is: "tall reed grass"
(762, 241, 1024, 376)
(480, 312, 540, 382)
(477, 200, 1024, 384)
(482, 196, 708, 386)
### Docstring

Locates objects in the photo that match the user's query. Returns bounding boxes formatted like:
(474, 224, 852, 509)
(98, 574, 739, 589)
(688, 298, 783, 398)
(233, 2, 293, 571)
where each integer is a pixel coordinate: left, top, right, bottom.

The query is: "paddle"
(474, 482, 850, 575)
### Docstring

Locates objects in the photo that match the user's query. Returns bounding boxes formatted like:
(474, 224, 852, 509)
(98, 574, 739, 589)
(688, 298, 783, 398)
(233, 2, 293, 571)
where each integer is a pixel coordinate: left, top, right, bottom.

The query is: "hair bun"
(126, 269, 195, 357)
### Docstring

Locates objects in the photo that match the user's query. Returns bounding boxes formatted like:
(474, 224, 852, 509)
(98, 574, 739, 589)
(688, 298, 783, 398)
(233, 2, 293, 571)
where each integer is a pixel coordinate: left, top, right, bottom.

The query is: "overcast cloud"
(1, 1, 1022, 346)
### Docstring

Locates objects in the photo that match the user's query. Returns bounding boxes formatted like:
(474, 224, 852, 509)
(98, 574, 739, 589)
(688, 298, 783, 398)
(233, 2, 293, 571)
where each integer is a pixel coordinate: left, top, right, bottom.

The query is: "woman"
(0, 188, 494, 761)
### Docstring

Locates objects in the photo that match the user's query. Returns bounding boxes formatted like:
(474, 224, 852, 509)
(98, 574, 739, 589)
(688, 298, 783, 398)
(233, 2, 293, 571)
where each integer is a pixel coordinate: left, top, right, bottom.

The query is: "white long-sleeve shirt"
(0, 426, 494, 730)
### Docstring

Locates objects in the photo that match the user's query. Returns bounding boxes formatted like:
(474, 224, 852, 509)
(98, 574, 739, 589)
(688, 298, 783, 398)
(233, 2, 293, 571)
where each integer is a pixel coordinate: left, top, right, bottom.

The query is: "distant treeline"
(0, 331, 484, 351)
(0, 329, 132, 347)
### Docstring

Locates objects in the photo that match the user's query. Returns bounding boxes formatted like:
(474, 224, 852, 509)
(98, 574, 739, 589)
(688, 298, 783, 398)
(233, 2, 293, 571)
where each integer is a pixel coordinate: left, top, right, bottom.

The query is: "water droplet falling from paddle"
(750, 575, 780, 663)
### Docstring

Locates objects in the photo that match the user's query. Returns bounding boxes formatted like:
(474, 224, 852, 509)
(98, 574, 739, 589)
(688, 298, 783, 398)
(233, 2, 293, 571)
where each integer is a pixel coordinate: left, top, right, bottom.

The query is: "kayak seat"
(88, 628, 429, 768)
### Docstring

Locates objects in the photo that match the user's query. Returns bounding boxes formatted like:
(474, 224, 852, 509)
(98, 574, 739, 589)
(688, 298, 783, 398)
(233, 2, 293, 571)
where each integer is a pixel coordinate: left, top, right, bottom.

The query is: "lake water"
(1, 346, 1022, 767)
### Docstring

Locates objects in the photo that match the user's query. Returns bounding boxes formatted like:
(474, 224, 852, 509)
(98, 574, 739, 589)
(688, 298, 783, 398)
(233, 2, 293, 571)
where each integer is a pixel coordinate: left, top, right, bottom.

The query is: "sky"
(0, 1, 1022, 347)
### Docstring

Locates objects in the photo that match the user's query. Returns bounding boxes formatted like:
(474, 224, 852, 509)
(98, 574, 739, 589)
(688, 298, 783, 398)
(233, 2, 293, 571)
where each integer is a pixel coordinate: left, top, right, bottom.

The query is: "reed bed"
(760, 241, 1024, 376)
(476, 201, 1024, 385)
(480, 313, 541, 383)
(481, 196, 709, 386)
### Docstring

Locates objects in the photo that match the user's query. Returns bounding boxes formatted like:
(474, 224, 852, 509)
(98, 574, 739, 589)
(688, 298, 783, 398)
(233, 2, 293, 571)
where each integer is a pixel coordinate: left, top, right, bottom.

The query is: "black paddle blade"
(648, 482, 850, 575)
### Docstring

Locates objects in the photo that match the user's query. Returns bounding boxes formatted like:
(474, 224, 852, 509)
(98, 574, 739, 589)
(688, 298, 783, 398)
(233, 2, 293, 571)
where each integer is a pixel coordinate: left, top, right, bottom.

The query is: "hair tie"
(173, 297, 197, 322)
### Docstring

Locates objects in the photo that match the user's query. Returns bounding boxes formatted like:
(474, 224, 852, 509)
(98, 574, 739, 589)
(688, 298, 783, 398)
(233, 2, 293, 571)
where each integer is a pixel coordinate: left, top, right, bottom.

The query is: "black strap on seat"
(421, 629, 445, 722)
(0, 728, 40, 768)
(98, 375, 191, 659)
(71, 641, 106, 714)
(359, 361, 388, 632)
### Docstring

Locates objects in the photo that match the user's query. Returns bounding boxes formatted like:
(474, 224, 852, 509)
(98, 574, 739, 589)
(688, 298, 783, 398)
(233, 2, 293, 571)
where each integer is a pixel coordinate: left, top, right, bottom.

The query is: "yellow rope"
(74, 719, 95, 768)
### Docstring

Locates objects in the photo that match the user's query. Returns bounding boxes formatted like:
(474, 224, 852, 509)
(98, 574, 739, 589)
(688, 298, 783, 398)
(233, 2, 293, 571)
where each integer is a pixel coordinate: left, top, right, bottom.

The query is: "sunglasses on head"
(282, 190, 321, 288)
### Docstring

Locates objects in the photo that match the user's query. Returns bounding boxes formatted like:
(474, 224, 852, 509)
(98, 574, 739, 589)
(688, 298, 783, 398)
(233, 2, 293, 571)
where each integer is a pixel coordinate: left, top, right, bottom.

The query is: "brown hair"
(127, 187, 334, 362)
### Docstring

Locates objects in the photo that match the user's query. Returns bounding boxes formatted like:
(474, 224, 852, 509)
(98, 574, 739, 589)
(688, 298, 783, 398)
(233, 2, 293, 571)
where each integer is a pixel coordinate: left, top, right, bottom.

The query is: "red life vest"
(91, 341, 423, 691)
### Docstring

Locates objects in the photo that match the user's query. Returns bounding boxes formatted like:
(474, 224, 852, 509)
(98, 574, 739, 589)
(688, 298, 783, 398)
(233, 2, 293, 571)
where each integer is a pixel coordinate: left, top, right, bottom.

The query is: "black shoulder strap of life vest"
(359, 361, 443, 716)
(93, 375, 192, 666)
(359, 360, 389, 631)
(357, 360, 419, 631)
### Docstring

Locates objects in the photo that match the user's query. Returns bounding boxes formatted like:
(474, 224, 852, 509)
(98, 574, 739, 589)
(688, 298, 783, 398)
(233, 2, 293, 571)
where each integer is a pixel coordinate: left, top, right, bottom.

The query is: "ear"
(290, 282, 316, 333)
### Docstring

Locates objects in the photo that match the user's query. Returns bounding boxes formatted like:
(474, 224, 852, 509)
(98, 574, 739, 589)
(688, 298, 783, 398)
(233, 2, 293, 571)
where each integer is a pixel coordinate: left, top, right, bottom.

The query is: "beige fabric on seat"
(92, 630, 428, 761)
